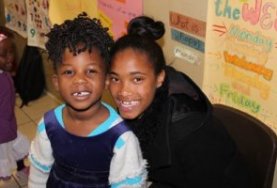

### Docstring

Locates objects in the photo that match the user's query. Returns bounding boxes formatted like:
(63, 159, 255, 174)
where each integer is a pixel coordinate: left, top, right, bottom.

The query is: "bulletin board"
(3, 0, 142, 48)
(203, 0, 277, 132)
(27, 0, 51, 49)
(4, 0, 27, 37)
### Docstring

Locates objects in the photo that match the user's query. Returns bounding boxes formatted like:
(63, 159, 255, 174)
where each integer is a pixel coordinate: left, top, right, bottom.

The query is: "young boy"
(28, 13, 147, 188)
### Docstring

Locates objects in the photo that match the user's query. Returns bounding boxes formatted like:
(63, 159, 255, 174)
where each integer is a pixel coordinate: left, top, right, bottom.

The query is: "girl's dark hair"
(45, 12, 114, 70)
(110, 16, 166, 75)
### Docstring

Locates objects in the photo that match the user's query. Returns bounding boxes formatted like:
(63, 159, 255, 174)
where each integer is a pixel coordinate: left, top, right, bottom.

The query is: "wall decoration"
(203, 0, 277, 132)
(26, 0, 51, 49)
(170, 11, 206, 38)
(174, 46, 200, 65)
(171, 28, 205, 52)
(98, 0, 143, 40)
(4, 0, 27, 37)
(48, 0, 98, 25)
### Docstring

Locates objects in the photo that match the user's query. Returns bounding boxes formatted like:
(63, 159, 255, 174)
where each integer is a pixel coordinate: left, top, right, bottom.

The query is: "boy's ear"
(52, 74, 59, 91)
(156, 70, 165, 88)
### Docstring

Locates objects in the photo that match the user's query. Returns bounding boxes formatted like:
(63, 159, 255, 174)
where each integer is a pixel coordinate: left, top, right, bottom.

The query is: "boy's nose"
(74, 74, 87, 84)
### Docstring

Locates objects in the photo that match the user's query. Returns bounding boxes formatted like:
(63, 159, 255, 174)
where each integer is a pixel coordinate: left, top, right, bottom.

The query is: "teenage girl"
(108, 16, 251, 188)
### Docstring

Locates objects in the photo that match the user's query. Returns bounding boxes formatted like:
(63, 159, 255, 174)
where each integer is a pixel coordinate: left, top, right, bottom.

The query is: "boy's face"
(52, 48, 107, 111)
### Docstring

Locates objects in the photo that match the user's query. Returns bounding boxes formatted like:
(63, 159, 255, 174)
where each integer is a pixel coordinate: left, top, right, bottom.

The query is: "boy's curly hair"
(45, 12, 114, 70)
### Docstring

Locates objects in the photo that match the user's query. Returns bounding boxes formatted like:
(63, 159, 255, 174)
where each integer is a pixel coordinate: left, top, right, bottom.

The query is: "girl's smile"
(109, 48, 164, 119)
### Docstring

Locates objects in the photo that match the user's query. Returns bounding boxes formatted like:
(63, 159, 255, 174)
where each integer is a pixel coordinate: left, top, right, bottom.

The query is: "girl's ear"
(105, 76, 110, 90)
(156, 70, 165, 88)
(52, 74, 59, 91)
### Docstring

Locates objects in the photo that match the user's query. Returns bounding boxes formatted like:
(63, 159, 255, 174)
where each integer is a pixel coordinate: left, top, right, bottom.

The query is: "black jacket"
(127, 66, 251, 188)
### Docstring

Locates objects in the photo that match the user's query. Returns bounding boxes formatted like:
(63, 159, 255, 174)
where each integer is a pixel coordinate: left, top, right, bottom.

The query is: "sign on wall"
(4, 0, 27, 37)
(27, 0, 51, 49)
(203, 0, 277, 131)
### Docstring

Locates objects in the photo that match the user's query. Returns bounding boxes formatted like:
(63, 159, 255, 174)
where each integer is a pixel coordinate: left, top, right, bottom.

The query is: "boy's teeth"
(73, 91, 89, 96)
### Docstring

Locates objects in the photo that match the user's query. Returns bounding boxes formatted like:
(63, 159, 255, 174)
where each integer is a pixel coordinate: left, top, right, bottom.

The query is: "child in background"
(0, 27, 17, 78)
(28, 13, 147, 188)
(0, 27, 30, 181)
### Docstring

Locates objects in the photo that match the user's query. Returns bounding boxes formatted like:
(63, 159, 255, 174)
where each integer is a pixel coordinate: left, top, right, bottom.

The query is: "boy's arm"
(28, 165, 49, 188)
(28, 118, 54, 188)
(109, 131, 148, 188)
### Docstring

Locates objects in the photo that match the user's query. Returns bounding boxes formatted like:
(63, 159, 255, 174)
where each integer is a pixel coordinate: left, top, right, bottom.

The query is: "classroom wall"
(0, 0, 59, 101)
(144, 0, 207, 87)
(0, 3, 86, 102)
(0, 0, 207, 101)
(1, 1, 277, 187)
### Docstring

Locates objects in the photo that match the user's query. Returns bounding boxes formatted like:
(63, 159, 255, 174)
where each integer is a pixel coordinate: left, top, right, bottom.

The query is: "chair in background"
(213, 104, 277, 188)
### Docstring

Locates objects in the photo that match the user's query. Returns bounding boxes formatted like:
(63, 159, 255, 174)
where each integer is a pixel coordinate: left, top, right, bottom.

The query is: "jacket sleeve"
(174, 112, 237, 188)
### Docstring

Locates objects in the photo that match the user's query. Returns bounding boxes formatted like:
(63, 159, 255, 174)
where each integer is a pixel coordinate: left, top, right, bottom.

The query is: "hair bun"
(127, 16, 165, 41)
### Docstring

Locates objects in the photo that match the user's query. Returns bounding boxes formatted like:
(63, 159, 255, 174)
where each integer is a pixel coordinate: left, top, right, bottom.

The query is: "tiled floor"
(0, 93, 61, 188)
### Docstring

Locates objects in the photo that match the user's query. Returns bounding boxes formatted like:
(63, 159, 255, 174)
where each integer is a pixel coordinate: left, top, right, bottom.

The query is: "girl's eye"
(134, 77, 144, 83)
(109, 76, 119, 83)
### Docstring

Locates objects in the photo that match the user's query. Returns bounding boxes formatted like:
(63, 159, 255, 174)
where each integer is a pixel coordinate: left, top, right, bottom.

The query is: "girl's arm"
(109, 131, 148, 188)
(28, 118, 54, 188)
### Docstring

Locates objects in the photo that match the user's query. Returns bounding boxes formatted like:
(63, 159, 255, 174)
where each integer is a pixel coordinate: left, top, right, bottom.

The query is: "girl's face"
(53, 48, 107, 112)
(0, 38, 16, 72)
(108, 48, 165, 119)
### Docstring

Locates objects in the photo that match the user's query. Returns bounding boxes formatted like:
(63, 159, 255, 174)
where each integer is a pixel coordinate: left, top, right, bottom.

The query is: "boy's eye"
(63, 70, 73, 75)
(87, 69, 97, 75)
